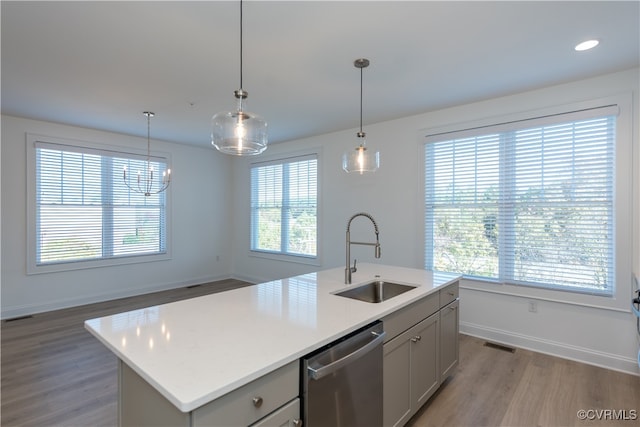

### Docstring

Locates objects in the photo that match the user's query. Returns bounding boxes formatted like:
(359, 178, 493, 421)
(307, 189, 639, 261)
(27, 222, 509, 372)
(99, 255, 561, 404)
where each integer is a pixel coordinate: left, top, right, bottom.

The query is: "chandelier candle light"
(123, 112, 171, 196)
(342, 58, 380, 174)
(211, 0, 268, 155)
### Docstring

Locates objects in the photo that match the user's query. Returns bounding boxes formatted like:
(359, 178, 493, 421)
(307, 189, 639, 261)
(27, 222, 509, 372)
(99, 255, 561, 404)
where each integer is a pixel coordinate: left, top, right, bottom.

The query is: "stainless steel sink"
(335, 280, 416, 303)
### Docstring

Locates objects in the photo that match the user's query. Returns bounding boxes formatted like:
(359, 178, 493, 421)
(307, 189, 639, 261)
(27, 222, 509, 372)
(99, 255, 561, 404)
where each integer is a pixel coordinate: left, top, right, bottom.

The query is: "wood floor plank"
(409, 338, 640, 427)
(499, 357, 549, 426)
(1, 278, 252, 426)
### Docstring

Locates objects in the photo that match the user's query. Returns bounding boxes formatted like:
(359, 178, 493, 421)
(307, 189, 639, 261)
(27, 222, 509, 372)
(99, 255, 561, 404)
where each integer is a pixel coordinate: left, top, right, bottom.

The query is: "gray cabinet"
(119, 360, 300, 427)
(383, 333, 411, 427)
(411, 313, 440, 408)
(440, 298, 459, 380)
(382, 282, 459, 427)
(383, 312, 439, 427)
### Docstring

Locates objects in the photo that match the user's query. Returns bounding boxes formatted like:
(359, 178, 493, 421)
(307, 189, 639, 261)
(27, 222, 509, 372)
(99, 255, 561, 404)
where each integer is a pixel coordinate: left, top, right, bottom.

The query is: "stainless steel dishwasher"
(302, 321, 385, 427)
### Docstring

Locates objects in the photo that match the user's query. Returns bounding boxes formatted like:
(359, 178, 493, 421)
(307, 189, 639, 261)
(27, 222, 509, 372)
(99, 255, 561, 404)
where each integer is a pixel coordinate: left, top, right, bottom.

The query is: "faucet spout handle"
(351, 259, 358, 273)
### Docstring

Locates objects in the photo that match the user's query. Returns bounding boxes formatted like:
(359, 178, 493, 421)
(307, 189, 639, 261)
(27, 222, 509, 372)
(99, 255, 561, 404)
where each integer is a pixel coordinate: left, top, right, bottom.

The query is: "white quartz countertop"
(84, 264, 460, 412)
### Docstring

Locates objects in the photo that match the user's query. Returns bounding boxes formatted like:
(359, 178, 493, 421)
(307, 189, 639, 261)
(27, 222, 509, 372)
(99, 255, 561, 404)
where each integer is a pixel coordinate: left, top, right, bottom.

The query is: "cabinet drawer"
(439, 282, 459, 308)
(192, 361, 299, 426)
(382, 292, 439, 342)
(250, 397, 300, 427)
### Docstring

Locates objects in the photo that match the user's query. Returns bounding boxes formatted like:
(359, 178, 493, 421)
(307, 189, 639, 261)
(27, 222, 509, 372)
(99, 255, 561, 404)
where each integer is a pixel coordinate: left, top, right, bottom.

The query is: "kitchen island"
(85, 264, 460, 426)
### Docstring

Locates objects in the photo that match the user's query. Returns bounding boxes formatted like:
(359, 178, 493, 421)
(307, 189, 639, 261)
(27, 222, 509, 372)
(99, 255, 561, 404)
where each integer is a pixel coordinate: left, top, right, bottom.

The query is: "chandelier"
(342, 58, 380, 174)
(211, 0, 268, 156)
(123, 112, 171, 196)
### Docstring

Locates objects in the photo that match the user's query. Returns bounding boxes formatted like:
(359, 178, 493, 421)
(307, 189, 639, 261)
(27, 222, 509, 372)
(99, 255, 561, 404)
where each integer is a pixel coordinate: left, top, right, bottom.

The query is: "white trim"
(247, 146, 323, 267)
(424, 104, 619, 143)
(459, 278, 632, 313)
(421, 94, 626, 142)
(248, 250, 322, 267)
(460, 324, 640, 376)
(26, 132, 173, 274)
(421, 93, 633, 312)
(27, 132, 173, 165)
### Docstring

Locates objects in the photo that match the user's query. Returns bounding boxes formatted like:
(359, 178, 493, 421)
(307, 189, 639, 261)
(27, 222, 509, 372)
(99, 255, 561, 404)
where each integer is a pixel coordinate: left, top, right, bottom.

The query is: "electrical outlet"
(528, 301, 537, 313)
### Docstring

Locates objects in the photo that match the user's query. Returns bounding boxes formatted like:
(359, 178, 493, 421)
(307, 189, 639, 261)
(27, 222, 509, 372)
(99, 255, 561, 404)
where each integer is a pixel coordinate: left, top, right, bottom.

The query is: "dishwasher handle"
(307, 330, 385, 380)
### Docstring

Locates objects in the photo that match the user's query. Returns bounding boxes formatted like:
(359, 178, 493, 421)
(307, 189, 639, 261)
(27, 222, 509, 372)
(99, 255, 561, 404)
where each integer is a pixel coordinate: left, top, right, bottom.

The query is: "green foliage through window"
(251, 155, 318, 258)
(425, 110, 615, 295)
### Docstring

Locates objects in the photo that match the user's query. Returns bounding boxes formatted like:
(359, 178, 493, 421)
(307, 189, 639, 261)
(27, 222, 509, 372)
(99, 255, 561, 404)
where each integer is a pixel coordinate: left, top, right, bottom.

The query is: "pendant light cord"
(359, 65, 363, 134)
(354, 58, 368, 138)
(239, 0, 243, 90)
(144, 111, 153, 163)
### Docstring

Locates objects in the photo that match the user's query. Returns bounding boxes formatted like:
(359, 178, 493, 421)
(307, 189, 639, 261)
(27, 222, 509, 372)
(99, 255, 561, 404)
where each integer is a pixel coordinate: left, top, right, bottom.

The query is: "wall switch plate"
(528, 301, 538, 313)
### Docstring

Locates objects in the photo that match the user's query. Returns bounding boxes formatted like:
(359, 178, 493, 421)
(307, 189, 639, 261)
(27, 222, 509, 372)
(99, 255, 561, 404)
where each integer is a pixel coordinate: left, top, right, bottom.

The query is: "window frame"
(26, 133, 172, 274)
(421, 94, 633, 311)
(249, 149, 321, 266)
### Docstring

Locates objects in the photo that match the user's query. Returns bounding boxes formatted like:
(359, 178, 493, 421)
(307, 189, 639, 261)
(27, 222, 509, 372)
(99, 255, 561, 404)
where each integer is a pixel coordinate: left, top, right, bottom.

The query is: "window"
(28, 136, 170, 272)
(250, 154, 318, 259)
(424, 105, 619, 295)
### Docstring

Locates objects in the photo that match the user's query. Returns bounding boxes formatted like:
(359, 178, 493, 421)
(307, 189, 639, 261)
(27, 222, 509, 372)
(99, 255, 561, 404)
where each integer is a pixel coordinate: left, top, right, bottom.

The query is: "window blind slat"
(35, 143, 168, 266)
(251, 155, 317, 258)
(425, 111, 615, 295)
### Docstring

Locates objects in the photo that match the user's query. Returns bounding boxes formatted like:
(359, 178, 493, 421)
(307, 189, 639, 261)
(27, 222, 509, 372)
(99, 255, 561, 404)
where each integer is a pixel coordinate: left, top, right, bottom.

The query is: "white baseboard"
(230, 272, 268, 286)
(461, 321, 640, 376)
(1, 274, 232, 320)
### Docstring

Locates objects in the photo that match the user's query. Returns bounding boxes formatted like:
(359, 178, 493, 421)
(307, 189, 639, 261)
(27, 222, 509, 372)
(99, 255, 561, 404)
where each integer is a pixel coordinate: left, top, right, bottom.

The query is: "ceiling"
(2, 1, 639, 148)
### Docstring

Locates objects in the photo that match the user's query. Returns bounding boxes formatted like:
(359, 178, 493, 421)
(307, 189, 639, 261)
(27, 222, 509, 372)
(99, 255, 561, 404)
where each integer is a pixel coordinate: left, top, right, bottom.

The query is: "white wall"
(2, 69, 638, 375)
(230, 69, 640, 375)
(1, 115, 235, 318)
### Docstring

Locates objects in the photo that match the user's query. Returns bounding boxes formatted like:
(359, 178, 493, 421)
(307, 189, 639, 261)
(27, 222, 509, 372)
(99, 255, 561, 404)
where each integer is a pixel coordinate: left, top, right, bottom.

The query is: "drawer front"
(439, 282, 459, 308)
(250, 397, 300, 427)
(192, 361, 299, 426)
(382, 292, 439, 342)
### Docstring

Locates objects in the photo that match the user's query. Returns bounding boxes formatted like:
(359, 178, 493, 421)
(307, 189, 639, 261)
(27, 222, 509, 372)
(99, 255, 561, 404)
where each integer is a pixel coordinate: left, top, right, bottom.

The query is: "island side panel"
(119, 360, 190, 427)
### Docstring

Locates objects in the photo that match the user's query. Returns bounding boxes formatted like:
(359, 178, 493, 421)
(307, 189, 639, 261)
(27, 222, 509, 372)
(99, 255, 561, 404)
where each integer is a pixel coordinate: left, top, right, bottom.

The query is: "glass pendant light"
(212, 0, 267, 156)
(342, 58, 380, 174)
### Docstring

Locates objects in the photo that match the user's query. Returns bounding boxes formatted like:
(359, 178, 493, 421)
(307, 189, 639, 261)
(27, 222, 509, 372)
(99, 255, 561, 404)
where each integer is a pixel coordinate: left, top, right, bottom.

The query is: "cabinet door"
(411, 313, 440, 409)
(251, 398, 301, 427)
(383, 333, 412, 427)
(440, 299, 459, 380)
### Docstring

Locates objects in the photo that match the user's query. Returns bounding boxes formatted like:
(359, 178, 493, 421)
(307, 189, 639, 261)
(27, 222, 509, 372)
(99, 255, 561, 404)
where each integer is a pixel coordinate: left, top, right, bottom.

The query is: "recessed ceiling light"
(575, 39, 599, 51)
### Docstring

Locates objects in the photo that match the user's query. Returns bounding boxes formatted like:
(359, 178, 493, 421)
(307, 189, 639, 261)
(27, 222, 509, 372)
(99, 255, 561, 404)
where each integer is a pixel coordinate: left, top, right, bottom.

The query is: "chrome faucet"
(345, 212, 381, 284)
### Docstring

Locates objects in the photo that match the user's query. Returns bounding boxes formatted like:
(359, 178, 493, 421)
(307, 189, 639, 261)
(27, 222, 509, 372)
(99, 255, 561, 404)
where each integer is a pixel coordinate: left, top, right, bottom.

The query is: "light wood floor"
(409, 338, 639, 427)
(2, 279, 639, 427)
(1, 279, 253, 426)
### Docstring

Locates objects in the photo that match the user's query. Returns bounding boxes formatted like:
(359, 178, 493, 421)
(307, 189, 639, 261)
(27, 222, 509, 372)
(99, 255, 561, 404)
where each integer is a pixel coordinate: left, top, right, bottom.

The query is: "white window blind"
(34, 141, 168, 267)
(250, 154, 318, 257)
(424, 105, 617, 295)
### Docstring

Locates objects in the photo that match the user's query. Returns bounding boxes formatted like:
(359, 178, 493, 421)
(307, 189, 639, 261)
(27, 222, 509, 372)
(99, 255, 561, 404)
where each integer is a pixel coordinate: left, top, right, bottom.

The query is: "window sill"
(27, 252, 171, 275)
(249, 250, 321, 267)
(459, 276, 631, 313)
